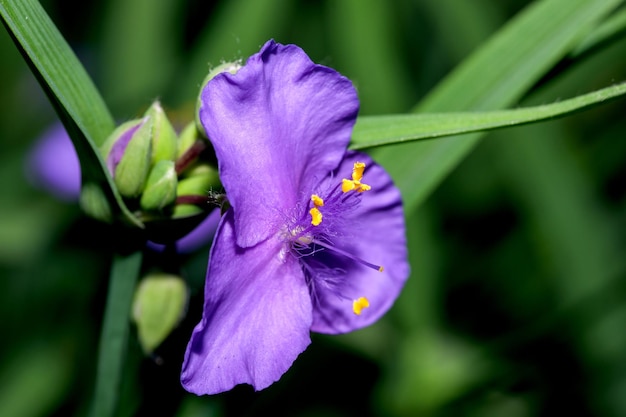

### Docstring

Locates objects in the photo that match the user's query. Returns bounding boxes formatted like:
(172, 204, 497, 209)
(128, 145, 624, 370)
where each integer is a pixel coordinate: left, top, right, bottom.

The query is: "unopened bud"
(140, 160, 178, 212)
(173, 164, 221, 218)
(177, 122, 200, 160)
(144, 102, 177, 164)
(100, 118, 152, 198)
(175, 122, 208, 175)
(132, 273, 187, 353)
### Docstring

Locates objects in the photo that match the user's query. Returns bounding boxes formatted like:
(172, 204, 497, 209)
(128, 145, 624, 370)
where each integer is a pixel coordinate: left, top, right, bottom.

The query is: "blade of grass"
(0, 0, 113, 144)
(91, 250, 143, 417)
(0, 0, 141, 227)
(369, 0, 623, 211)
(351, 82, 626, 149)
(571, 6, 626, 58)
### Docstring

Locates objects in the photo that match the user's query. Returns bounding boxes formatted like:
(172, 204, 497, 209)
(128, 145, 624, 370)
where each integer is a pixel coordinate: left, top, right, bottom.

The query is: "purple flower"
(27, 123, 82, 201)
(181, 40, 409, 394)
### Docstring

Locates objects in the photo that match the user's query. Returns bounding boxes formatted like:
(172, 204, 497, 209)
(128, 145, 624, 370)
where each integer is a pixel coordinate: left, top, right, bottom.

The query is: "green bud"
(173, 165, 220, 217)
(99, 117, 153, 198)
(177, 165, 220, 195)
(140, 160, 178, 212)
(99, 119, 144, 166)
(144, 101, 177, 164)
(177, 122, 201, 159)
(132, 273, 187, 353)
(115, 118, 152, 198)
(79, 182, 113, 223)
(196, 61, 241, 138)
(172, 203, 202, 218)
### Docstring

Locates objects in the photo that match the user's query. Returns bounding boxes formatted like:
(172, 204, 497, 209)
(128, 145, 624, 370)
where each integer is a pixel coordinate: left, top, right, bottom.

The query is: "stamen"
(356, 183, 371, 193)
(353, 297, 370, 315)
(311, 238, 384, 272)
(311, 194, 324, 207)
(352, 162, 366, 182)
(309, 207, 322, 226)
(341, 162, 371, 193)
(309, 194, 325, 226)
(342, 178, 356, 193)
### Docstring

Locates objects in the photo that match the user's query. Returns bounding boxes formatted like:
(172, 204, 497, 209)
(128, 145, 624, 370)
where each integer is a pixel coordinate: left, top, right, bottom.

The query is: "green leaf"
(91, 250, 143, 417)
(351, 82, 626, 149)
(369, 0, 623, 211)
(571, 6, 626, 58)
(0, 0, 141, 227)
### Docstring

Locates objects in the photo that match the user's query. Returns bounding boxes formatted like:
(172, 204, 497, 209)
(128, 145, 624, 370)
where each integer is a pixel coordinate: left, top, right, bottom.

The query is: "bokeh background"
(1, 0, 626, 416)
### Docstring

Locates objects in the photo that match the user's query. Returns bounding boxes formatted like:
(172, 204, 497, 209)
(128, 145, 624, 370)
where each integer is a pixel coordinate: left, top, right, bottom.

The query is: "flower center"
(286, 161, 382, 315)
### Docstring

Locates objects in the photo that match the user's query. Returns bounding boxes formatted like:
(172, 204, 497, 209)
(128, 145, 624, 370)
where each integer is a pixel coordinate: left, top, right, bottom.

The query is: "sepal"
(144, 101, 177, 164)
(140, 160, 178, 212)
(132, 273, 188, 353)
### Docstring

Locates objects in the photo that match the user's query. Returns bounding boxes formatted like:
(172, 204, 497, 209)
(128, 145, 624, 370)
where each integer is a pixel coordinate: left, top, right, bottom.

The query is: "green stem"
(91, 250, 143, 417)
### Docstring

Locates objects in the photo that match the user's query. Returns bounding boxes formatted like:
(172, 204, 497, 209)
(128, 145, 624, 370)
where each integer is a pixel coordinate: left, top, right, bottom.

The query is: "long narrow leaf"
(91, 250, 143, 417)
(0, 0, 113, 144)
(0, 0, 141, 227)
(370, 0, 623, 211)
(571, 6, 626, 57)
(352, 82, 626, 149)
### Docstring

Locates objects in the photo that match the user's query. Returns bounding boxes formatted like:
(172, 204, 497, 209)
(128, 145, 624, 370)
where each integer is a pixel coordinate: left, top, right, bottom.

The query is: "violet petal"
(309, 151, 410, 334)
(181, 210, 313, 394)
(198, 40, 359, 248)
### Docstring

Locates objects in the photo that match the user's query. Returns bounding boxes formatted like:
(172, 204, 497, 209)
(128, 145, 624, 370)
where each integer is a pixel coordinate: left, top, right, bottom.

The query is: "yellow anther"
(378, 266, 384, 272)
(352, 297, 370, 315)
(342, 162, 371, 193)
(356, 183, 371, 193)
(342, 179, 371, 193)
(309, 207, 322, 226)
(342, 179, 356, 193)
(311, 194, 324, 207)
(352, 162, 366, 182)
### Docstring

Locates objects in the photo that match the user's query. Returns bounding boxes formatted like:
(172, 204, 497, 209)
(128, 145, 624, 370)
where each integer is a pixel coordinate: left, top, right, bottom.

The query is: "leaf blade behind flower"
(0, 0, 141, 227)
(368, 0, 623, 211)
(351, 82, 626, 149)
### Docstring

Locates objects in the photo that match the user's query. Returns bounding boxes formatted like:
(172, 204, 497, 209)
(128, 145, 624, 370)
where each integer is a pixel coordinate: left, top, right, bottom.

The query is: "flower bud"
(175, 122, 208, 175)
(140, 160, 178, 212)
(100, 118, 152, 198)
(144, 101, 177, 164)
(196, 61, 241, 138)
(173, 164, 221, 217)
(132, 273, 188, 353)
(177, 122, 201, 160)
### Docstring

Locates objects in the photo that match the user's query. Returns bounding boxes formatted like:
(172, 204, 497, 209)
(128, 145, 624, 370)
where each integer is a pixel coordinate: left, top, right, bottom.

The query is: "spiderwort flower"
(181, 40, 409, 394)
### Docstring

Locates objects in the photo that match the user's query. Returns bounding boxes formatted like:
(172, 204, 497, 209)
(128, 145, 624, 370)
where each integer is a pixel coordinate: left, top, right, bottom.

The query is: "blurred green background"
(1, 0, 626, 416)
